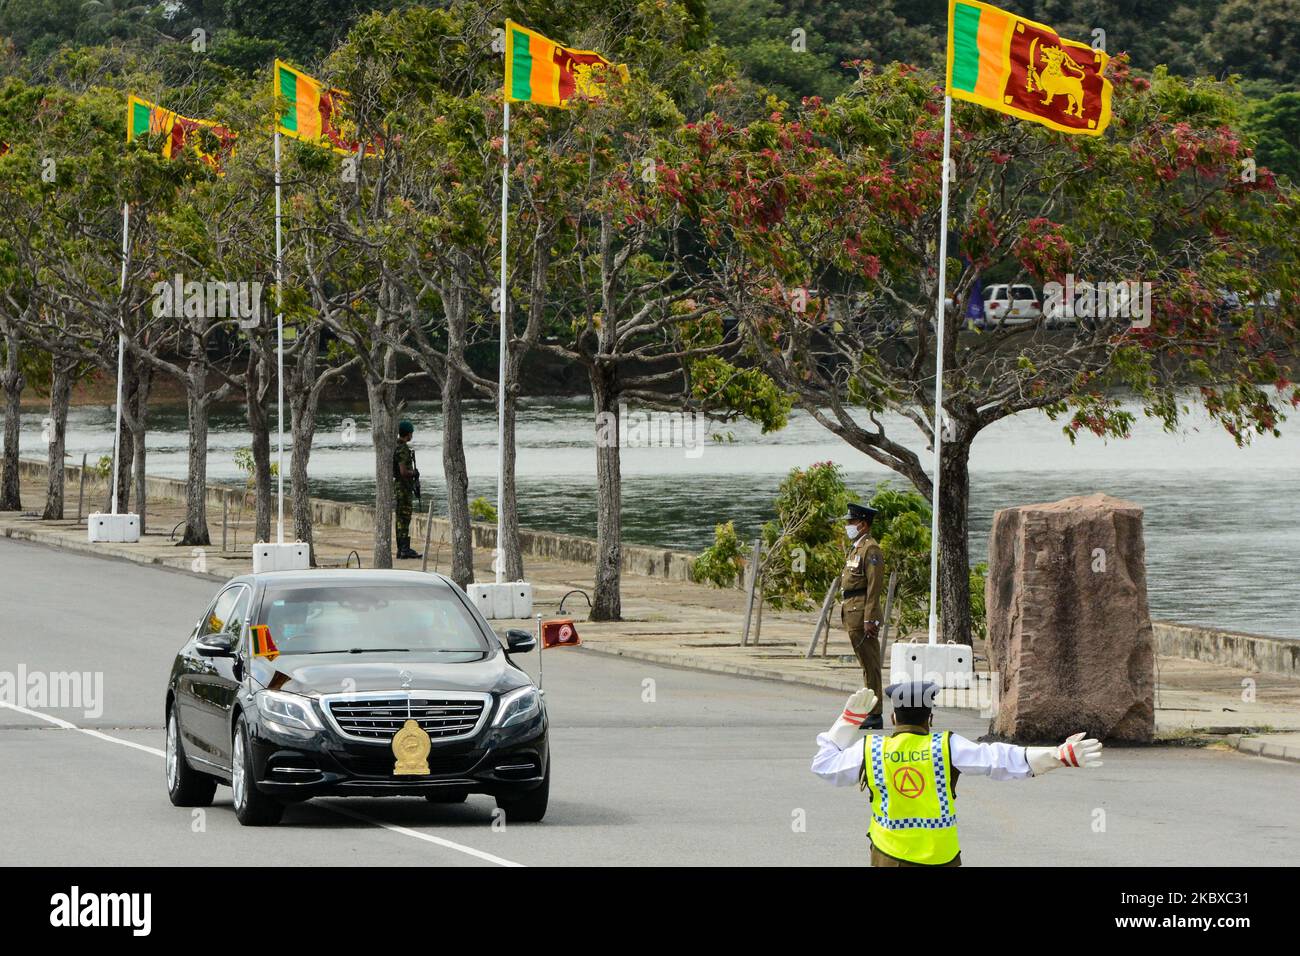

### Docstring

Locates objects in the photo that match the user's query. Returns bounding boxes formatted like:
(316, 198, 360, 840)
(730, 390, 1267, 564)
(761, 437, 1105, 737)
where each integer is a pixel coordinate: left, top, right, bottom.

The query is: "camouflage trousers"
(394, 483, 413, 540)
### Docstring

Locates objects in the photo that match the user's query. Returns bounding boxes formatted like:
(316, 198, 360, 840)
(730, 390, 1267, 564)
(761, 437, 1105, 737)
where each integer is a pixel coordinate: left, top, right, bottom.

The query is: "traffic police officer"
(841, 502, 885, 729)
(393, 419, 421, 559)
(812, 681, 1104, 866)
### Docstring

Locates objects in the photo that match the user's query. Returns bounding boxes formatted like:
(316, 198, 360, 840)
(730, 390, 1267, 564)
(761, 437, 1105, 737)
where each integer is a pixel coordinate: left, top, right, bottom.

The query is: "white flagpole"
(274, 130, 285, 544)
(496, 100, 510, 585)
(110, 202, 130, 516)
(926, 93, 954, 646)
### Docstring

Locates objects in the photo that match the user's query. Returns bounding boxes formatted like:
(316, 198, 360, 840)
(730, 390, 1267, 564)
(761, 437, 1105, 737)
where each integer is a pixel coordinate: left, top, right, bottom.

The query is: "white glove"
(827, 688, 879, 749)
(1027, 732, 1104, 775)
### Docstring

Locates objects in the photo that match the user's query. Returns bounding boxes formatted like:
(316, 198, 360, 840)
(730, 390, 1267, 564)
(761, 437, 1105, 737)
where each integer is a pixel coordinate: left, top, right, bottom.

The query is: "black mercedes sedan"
(163, 569, 548, 826)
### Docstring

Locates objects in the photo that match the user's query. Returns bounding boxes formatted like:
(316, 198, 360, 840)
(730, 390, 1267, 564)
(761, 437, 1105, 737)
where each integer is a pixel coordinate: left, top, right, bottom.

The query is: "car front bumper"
(246, 710, 548, 799)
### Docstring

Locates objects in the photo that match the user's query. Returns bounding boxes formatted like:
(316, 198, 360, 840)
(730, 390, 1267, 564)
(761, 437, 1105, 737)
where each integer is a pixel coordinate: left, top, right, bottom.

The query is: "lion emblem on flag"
(1026, 39, 1086, 118)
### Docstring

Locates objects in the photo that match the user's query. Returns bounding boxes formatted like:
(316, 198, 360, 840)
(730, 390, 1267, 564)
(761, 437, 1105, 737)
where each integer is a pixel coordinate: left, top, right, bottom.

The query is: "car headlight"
(257, 689, 323, 732)
(493, 686, 540, 728)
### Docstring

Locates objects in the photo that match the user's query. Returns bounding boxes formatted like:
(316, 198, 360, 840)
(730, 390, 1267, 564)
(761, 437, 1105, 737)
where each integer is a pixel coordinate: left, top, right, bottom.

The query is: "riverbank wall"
(15, 456, 1295, 678)
(16, 456, 713, 587)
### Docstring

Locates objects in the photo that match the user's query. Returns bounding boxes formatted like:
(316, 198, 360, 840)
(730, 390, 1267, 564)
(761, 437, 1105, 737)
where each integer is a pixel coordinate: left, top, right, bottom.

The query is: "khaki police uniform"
(840, 534, 884, 714)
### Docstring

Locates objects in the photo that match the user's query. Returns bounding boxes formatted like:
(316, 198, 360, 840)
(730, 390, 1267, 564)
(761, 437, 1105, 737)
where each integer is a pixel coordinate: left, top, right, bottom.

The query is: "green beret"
(398, 419, 414, 436)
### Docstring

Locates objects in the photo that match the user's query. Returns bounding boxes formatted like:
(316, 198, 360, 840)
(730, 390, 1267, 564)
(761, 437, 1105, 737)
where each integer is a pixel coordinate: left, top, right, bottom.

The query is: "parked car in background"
(981, 283, 1042, 328)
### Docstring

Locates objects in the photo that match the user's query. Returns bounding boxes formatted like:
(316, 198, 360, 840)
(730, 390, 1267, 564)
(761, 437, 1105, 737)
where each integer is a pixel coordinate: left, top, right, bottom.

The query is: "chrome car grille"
(324, 693, 490, 742)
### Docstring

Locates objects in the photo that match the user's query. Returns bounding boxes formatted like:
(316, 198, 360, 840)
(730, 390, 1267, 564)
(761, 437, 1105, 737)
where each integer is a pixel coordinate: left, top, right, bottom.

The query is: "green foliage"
(756, 461, 856, 610)
(691, 519, 747, 588)
(688, 355, 792, 433)
(707, 0, 942, 104)
(967, 562, 988, 642)
(233, 447, 277, 482)
(469, 496, 496, 523)
(867, 487, 932, 636)
(692, 469, 986, 636)
(1199, 0, 1300, 88)
(1248, 91, 1300, 184)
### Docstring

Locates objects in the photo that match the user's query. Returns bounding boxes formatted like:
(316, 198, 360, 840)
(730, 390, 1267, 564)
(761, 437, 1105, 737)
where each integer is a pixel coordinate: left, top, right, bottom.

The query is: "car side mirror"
(196, 633, 236, 657)
(504, 629, 536, 654)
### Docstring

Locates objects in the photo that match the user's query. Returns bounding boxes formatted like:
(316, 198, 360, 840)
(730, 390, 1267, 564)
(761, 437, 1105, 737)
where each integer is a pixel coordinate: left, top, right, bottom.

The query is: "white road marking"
(0, 700, 166, 758)
(322, 804, 524, 867)
(0, 700, 526, 868)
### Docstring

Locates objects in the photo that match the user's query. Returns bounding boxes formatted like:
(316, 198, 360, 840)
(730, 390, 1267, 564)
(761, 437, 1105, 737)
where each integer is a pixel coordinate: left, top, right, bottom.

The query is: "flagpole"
(111, 201, 129, 517)
(496, 100, 510, 585)
(274, 130, 285, 545)
(925, 93, 956, 647)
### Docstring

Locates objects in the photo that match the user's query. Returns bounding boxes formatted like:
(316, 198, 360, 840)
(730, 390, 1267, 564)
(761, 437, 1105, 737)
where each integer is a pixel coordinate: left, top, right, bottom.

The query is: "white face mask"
(845, 524, 860, 540)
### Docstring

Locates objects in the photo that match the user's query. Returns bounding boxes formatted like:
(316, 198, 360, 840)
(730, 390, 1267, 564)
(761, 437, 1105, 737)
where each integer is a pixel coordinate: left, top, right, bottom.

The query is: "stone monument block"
(985, 493, 1154, 742)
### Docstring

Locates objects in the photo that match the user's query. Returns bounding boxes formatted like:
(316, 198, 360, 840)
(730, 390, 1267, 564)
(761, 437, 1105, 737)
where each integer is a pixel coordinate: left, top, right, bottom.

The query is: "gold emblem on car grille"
(391, 719, 431, 775)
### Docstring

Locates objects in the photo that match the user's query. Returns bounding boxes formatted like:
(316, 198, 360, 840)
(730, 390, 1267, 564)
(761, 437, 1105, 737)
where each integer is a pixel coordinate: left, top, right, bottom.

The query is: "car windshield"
(255, 584, 489, 656)
(1011, 287, 1035, 299)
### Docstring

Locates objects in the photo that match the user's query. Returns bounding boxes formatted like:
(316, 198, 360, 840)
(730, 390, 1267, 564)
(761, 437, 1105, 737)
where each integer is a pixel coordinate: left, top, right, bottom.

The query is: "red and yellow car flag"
(504, 20, 628, 108)
(250, 625, 280, 661)
(541, 619, 582, 649)
(274, 59, 382, 155)
(946, 0, 1113, 135)
(127, 95, 237, 172)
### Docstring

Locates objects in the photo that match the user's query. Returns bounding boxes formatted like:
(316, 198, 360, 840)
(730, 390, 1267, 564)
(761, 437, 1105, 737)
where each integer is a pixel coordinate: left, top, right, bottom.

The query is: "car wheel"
(425, 789, 470, 804)
(166, 706, 216, 807)
(231, 715, 284, 827)
(494, 765, 549, 823)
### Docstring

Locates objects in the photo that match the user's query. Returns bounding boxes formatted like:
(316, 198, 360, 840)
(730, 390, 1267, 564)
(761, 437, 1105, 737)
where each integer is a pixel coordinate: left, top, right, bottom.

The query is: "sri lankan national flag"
(274, 59, 382, 155)
(504, 20, 628, 108)
(947, 0, 1112, 135)
(250, 625, 279, 661)
(127, 95, 237, 172)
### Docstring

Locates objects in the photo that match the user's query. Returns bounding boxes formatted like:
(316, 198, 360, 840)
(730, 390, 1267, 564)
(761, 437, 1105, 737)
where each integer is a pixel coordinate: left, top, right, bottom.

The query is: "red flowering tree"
(666, 59, 1300, 644)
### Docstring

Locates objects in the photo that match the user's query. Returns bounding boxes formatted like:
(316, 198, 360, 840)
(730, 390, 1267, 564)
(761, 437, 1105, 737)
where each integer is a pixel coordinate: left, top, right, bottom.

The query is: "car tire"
(166, 706, 216, 807)
(494, 765, 549, 823)
(425, 789, 470, 804)
(231, 715, 284, 827)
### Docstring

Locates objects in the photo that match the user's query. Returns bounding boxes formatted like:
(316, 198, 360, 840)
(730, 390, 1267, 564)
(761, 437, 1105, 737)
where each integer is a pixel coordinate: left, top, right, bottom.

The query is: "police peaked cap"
(844, 502, 879, 522)
(884, 680, 940, 710)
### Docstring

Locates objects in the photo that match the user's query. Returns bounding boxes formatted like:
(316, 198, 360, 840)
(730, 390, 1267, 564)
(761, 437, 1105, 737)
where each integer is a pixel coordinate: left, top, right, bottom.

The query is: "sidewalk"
(5, 471, 1299, 761)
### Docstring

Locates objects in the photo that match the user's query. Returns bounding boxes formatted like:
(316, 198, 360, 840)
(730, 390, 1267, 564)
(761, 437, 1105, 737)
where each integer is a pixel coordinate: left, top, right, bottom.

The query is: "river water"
(16, 397, 1300, 638)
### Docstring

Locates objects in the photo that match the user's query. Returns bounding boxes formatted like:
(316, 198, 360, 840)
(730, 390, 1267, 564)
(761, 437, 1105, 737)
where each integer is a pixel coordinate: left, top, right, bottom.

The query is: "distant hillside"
(1, 0, 1296, 178)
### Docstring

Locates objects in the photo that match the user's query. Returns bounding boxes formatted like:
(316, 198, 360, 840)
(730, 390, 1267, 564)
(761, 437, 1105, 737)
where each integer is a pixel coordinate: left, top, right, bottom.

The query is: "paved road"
(1, 537, 1296, 867)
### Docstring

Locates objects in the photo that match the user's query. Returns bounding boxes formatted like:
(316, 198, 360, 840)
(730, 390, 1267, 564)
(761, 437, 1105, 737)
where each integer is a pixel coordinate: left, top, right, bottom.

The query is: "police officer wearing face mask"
(840, 502, 884, 728)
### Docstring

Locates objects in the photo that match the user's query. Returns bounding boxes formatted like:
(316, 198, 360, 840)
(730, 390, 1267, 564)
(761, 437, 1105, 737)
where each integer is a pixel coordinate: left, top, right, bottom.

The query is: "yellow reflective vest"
(862, 730, 960, 865)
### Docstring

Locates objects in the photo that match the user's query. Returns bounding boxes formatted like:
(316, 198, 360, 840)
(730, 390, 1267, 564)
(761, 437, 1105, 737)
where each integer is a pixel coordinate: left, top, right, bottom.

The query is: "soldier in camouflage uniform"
(393, 419, 422, 559)
(840, 502, 885, 728)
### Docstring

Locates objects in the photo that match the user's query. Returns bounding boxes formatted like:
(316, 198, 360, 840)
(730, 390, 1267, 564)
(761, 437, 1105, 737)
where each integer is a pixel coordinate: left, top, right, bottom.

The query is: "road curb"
(1223, 734, 1300, 764)
(575, 642, 1000, 711)
(1, 525, 228, 583)
(576, 641, 864, 694)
